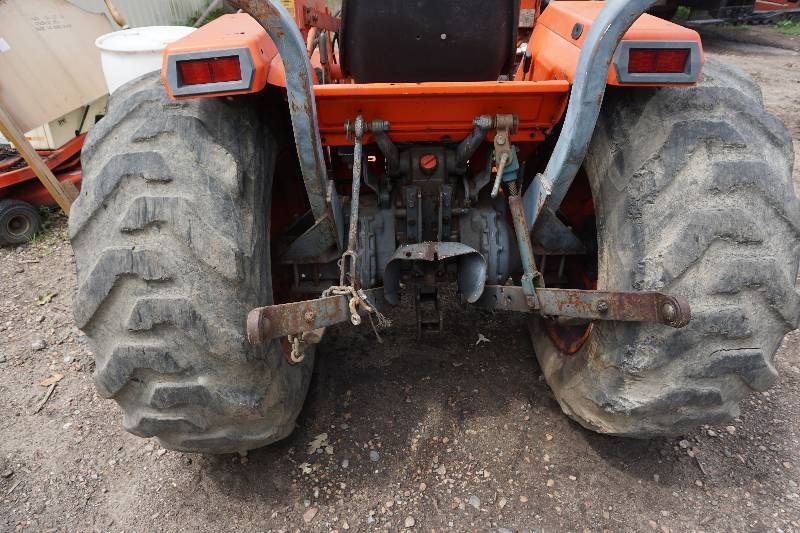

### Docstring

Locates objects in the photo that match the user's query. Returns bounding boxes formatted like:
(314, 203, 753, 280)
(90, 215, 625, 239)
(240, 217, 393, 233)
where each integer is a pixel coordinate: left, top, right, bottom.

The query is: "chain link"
(286, 286, 391, 364)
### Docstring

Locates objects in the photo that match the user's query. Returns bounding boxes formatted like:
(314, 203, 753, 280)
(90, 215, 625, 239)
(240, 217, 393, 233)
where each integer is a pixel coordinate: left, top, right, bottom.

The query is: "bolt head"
(304, 310, 315, 323)
(596, 300, 609, 314)
(661, 302, 677, 322)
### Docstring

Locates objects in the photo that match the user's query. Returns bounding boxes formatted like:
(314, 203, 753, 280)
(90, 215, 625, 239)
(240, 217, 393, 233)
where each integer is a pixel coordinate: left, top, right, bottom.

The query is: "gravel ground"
(1, 31, 800, 532)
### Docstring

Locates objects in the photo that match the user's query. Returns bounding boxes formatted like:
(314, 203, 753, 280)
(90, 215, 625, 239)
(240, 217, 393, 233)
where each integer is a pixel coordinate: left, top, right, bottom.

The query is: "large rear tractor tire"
(531, 58, 800, 437)
(69, 73, 314, 454)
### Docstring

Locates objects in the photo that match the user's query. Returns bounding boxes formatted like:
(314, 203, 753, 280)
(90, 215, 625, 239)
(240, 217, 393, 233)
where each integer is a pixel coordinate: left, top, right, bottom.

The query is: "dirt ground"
(2, 30, 800, 533)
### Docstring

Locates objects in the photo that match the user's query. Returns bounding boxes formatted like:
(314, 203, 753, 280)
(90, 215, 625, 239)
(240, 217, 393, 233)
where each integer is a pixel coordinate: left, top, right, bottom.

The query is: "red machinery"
(0, 135, 84, 244)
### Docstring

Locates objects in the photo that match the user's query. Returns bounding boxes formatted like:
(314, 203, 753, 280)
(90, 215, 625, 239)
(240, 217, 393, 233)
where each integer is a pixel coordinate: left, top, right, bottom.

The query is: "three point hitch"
(247, 112, 691, 357)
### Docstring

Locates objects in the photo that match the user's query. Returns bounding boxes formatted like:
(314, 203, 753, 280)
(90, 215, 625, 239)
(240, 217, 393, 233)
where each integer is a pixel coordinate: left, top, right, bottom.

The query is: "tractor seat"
(339, 0, 520, 84)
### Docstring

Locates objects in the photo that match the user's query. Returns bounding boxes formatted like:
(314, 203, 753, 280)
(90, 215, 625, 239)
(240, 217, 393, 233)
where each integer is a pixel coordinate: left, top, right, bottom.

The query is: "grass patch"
(24, 207, 68, 258)
(675, 5, 691, 20)
(775, 18, 800, 35)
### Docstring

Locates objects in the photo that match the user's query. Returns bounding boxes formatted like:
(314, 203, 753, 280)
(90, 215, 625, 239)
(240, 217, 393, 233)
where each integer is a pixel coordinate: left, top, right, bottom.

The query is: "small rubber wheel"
(0, 199, 41, 245)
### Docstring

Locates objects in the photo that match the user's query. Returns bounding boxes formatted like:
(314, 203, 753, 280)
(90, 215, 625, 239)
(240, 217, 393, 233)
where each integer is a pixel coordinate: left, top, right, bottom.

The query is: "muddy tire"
(531, 58, 800, 437)
(69, 73, 314, 454)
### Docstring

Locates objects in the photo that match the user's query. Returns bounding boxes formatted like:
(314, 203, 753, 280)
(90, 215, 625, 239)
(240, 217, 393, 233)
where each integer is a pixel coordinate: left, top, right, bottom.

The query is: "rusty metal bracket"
(303, 5, 340, 32)
(474, 285, 691, 328)
(489, 115, 518, 199)
(383, 242, 487, 305)
(247, 287, 389, 344)
(278, 212, 339, 264)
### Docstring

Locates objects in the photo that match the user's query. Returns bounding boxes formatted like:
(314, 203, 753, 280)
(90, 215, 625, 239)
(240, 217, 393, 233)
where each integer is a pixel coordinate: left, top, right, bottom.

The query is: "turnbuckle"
(340, 116, 392, 286)
(488, 114, 543, 307)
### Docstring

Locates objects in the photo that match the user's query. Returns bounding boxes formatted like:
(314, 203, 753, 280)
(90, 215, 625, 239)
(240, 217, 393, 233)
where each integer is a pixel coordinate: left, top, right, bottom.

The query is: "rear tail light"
(177, 56, 242, 86)
(628, 48, 690, 74)
(614, 41, 701, 84)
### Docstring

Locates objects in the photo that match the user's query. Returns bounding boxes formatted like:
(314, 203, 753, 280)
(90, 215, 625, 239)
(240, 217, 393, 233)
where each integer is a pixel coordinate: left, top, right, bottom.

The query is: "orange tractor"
(69, 0, 799, 454)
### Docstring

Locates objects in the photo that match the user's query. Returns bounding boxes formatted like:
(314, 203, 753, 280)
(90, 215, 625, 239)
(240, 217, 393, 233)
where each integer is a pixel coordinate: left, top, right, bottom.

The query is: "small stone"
(1, 469, 13, 478)
(342, 521, 349, 530)
(783, 462, 793, 470)
(498, 497, 507, 509)
(341, 458, 349, 468)
(568, 475, 577, 481)
(498, 528, 513, 533)
(435, 465, 446, 476)
(603, 511, 610, 519)
(404, 516, 415, 528)
(707, 429, 718, 437)
(469, 495, 480, 510)
(0, 354, 6, 363)
(648, 520, 658, 530)
(695, 480, 704, 487)
(303, 507, 318, 523)
(369, 450, 380, 462)
(419, 482, 427, 492)
(546, 479, 555, 487)
(653, 474, 660, 483)
(385, 500, 394, 509)
(156, 449, 167, 456)
(678, 439, 690, 449)
(519, 495, 528, 503)
(726, 426, 736, 434)
(31, 339, 47, 351)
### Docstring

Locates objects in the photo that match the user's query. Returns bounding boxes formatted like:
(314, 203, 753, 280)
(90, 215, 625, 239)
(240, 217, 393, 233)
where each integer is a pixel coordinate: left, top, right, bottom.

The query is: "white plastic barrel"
(95, 26, 196, 94)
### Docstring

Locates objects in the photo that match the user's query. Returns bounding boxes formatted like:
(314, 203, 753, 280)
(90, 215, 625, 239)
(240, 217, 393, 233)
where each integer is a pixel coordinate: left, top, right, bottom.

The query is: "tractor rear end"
(68, 0, 799, 454)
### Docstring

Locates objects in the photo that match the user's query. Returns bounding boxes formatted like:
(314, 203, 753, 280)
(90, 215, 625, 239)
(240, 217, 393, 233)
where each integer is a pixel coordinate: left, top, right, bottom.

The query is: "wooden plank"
(0, 103, 78, 214)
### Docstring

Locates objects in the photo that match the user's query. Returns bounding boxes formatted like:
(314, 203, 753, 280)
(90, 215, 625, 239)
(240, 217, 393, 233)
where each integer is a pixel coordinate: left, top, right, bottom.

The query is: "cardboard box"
(0, 0, 112, 133)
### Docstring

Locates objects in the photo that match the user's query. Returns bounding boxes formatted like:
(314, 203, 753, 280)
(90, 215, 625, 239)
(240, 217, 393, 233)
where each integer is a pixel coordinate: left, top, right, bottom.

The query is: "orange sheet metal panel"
(524, 2, 703, 86)
(162, 13, 277, 99)
(314, 81, 570, 146)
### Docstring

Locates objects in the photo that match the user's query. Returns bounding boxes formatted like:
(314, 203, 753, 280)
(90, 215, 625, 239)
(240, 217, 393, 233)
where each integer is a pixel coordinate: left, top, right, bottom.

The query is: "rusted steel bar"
(475, 285, 691, 328)
(246, 287, 388, 344)
(508, 196, 541, 307)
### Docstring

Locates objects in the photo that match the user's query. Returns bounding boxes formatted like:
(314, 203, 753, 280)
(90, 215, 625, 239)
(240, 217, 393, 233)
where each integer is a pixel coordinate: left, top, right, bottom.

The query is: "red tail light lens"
(628, 48, 690, 74)
(177, 56, 242, 86)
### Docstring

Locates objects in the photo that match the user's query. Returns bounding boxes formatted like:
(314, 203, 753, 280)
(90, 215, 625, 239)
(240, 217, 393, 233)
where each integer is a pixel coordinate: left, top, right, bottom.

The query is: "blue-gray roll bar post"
(228, 0, 344, 252)
(522, 0, 659, 232)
